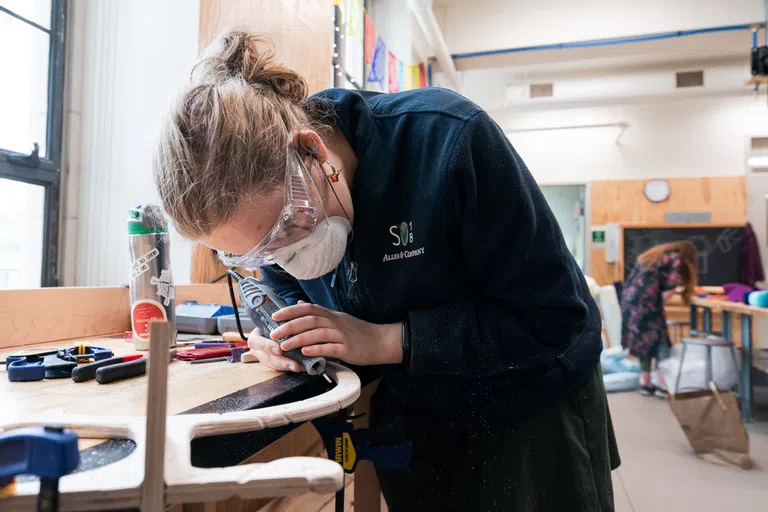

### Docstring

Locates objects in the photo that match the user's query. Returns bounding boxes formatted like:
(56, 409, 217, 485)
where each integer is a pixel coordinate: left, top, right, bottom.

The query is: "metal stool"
(674, 335, 741, 394)
(666, 320, 689, 344)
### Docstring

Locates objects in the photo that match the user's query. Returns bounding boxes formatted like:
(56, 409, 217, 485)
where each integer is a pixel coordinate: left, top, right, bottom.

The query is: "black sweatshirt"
(261, 87, 603, 422)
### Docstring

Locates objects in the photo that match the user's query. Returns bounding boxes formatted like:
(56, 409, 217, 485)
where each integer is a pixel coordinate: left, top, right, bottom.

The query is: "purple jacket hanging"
(739, 222, 764, 287)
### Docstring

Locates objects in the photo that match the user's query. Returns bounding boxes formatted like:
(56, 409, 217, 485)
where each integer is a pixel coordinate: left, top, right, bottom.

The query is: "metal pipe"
(409, 0, 462, 92)
(452, 23, 765, 61)
(505, 122, 629, 134)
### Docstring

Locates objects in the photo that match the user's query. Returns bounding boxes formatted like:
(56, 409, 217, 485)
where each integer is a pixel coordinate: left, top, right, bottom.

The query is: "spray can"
(128, 205, 176, 350)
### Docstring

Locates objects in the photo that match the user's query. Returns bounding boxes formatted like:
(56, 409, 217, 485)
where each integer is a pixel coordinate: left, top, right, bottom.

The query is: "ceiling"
(453, 29, 752, 74)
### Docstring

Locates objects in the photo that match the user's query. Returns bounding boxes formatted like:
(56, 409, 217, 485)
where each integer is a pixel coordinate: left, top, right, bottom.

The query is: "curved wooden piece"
(0, 364, 361, 511)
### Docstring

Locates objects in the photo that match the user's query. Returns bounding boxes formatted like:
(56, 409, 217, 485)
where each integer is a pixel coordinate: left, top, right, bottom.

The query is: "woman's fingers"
(300, 343, 345, 359)
(251, 349, 302, 373)
(270, 314, 333, 341)
(279, 328, 343, 351)
(272, 303, 330, 322)
(247, 331, 276, 352)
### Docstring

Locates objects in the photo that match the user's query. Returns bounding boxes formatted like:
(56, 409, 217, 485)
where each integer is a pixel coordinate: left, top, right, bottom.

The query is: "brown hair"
(637, 241, 698, 303)
(154, 30, 331, 238)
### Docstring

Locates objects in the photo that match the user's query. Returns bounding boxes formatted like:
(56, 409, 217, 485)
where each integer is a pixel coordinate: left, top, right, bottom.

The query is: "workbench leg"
(740, 314, 754, 423)
(689, 305, 698, 334)
(722, 312, 732, 342)
(703, 307, 712, 334)
(354, 382, 382, 512)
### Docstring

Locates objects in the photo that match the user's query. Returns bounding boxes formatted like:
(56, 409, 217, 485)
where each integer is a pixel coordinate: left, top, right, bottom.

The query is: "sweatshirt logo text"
(384, 221, 425, 262)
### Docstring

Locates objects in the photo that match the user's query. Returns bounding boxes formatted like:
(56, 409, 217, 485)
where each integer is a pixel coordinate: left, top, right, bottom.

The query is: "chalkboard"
(623, 226, 744, 286)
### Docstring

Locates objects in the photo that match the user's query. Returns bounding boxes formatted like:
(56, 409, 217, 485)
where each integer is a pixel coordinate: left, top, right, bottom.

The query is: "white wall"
(435, 0, 765, 55)
(65, 0, 200, 286)
(495, 93, 768, 185)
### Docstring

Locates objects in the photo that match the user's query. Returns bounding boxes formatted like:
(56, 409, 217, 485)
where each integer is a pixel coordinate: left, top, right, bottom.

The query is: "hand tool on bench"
(227, 270, 331, 382)
(0, 425, 80, 512)
(61, 343, 114, 363)
(71, 354, 144, 382)
(6, 352, 78, 382)
(92, 349, 176, 384)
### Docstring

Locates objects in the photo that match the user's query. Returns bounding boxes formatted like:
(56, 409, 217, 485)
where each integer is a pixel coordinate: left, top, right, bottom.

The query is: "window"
(0, 1, 66, 287)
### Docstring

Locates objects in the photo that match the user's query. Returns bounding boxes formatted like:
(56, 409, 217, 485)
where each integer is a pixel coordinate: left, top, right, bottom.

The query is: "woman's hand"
(268, 301, 403, 367)
(247, 330, 303, 373)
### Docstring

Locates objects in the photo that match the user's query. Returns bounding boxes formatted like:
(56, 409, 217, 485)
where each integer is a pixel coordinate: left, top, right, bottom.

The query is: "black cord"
(210, 272, 228, 284)
(226, 271, 248, 342)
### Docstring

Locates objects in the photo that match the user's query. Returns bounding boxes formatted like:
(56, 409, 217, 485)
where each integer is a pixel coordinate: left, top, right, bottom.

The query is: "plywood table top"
(0, 334, 283, 419)
(691, 297, 768, 318)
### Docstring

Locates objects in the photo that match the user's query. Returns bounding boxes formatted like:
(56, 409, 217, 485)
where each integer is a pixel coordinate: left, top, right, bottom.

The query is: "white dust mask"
(270, 216, 352, 280)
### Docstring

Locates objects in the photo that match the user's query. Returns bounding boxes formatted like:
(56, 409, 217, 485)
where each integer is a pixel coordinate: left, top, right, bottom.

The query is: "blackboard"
(623, 226, 744, 286)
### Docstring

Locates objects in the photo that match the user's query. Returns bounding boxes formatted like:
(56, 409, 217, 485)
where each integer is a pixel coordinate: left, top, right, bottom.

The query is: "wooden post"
(141, 320, 171, 511)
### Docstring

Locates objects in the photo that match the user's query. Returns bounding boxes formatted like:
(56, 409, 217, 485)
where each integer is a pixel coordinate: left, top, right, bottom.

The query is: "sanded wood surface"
(0, 336, 281, 419)
(0, 284, 242, 350)
(2, 365, 361, 511)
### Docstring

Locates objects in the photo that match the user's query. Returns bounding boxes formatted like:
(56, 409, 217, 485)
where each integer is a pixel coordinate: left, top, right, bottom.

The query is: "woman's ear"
(293, 130, 328, 162)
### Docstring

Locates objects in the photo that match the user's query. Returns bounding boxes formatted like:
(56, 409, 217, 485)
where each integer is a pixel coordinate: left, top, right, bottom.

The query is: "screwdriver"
(227, 270, 331, 383)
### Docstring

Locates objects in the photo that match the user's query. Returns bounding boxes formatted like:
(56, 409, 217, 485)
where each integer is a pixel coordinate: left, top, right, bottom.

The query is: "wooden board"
(0, 336, 281, 418)
(1, 364, 361, 511)
(0, 284, 241, 350)
(198, 0, 333, 96)
(589, 176, 746, 285)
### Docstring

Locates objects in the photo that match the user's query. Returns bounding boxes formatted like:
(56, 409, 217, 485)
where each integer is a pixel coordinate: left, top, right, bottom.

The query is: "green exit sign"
(592, 230, 606, 244)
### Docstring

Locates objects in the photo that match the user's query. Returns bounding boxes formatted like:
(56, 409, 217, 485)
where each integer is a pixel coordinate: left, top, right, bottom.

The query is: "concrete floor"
(608, 389, 768, 512)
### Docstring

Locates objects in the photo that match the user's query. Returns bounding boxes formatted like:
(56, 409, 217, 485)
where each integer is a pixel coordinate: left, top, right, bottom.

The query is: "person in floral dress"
(621, 241, 698, 397)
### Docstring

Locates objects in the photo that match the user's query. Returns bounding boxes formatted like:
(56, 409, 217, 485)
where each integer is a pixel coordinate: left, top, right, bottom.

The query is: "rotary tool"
(227, 270, 331, 383)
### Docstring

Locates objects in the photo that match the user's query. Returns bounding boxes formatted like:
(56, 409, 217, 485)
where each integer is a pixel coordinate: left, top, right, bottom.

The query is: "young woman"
(155, 30, 619, 511)
(620, 241, 697, 397)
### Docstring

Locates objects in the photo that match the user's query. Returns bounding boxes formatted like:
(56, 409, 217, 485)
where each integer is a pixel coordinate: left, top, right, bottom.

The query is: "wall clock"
(644, 180, 670, 203)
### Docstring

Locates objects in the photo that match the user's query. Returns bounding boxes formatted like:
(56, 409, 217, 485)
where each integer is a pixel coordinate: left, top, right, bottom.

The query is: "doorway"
(540, 185, 586, 271)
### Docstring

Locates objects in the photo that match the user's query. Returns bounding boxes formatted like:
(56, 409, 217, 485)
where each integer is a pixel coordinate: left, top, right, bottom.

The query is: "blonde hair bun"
(193, 30, 308, 104)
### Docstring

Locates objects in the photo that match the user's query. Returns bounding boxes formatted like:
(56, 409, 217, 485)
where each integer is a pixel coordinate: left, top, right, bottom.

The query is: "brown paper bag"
(669, 383, 751, 469)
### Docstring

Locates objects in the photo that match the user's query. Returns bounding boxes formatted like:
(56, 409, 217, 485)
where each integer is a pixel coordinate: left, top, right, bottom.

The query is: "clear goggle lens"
(216, 145, 325, 267)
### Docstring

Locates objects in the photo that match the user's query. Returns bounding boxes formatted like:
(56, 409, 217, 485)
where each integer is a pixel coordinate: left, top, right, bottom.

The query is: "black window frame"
(0, 0, 67, 287)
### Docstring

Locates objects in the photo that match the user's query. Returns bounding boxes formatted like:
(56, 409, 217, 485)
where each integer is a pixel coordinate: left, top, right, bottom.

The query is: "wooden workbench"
(690, 297, 768, 422)
(0, 336, 283, 419)
(0, 284, 381, 511)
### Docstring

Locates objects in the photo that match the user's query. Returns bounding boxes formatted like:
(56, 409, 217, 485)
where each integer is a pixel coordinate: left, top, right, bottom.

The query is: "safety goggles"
(216, 144, 328, 268)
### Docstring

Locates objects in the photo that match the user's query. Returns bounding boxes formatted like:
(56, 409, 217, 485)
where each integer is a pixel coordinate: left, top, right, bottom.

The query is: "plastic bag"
(658, 344, 739, 392)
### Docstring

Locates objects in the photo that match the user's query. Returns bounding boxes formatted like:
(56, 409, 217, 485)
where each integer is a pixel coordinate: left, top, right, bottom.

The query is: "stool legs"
(675, 342, 688, 394)
(705, 345, 713, 388)
(729, 346, 742, 396)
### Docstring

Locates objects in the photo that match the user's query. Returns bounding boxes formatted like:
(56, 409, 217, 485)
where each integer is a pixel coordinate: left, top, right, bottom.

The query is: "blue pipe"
(452, 23, 766, 60)
(754, 28, 759, 49)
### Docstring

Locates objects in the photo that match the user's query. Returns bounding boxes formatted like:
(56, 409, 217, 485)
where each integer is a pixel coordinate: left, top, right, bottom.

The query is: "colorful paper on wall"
(364, 11, 376, 64)
(406, 65, 419, 89)
(388, 51, 399, 93)
(344, 0, 365, 85)
(418, 63, 427, 87)
(398, 60, 405, 92)
(347, 0, 362, 39)
(367, 37, 386, 86)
